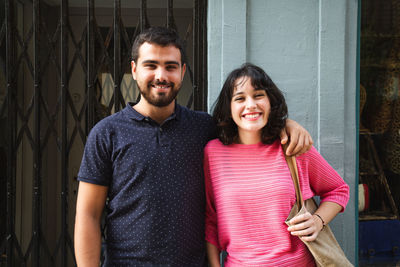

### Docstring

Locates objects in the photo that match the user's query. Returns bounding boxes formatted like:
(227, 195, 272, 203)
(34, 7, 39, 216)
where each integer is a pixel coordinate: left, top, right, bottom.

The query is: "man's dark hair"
(131, 26, 186, 64)
(212, 63, 288, 145)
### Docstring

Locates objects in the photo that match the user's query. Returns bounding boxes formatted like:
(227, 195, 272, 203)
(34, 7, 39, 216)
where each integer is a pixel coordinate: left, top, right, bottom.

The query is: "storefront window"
(359, 0, 400, 265)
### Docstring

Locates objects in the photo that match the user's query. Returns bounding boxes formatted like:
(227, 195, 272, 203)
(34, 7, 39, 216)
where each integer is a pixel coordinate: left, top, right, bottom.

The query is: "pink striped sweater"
(204, 139, 350, 267)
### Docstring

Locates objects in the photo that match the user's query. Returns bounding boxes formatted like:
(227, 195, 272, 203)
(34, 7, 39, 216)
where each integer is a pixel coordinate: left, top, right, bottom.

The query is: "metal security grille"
(0, 0, 207, 266)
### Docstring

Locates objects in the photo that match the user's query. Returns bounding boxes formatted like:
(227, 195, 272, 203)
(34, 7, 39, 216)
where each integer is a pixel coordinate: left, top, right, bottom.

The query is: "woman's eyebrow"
(232, 91, 244, 97)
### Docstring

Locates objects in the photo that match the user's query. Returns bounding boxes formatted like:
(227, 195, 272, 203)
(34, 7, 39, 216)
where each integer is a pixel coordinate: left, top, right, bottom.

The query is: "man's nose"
(155, 68, 167, 82)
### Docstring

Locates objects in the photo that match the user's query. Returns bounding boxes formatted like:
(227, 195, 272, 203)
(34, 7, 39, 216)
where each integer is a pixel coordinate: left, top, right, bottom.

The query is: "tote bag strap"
(282, 144, 303, 208)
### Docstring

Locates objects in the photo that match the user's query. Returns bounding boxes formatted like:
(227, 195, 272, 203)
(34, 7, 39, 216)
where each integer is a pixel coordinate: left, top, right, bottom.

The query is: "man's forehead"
(137, 42, 182, 63)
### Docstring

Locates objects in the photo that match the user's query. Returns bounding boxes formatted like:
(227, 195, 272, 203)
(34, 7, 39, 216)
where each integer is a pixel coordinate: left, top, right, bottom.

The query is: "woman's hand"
(280, 119, 313, 156)
(287, 212, 324, 242)
(287, 201, 343, 241)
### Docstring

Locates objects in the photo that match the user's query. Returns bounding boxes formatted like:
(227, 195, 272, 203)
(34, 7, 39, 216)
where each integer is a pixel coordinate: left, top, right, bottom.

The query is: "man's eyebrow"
(141, 60, 180, 66)
(142, 60, 159, 64)
(165, 61, 180, 66)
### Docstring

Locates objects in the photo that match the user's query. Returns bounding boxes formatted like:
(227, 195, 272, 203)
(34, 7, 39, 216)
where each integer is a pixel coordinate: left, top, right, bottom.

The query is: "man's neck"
(133, 99, 176, 124)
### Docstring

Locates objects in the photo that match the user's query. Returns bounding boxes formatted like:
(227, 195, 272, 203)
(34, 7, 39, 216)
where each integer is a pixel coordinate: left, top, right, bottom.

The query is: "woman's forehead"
(233, 77, 265, 93)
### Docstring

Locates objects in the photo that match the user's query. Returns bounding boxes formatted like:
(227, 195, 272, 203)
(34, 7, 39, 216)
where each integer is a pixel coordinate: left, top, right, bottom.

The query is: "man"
(74, 26, 312, 266)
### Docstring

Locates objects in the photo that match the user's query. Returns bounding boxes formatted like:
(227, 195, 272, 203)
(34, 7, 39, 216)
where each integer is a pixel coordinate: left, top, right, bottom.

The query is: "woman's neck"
(237, 131, 262, 145)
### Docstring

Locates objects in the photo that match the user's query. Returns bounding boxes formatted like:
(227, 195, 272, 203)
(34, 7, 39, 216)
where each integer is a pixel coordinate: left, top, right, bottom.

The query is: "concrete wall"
(208, 0, 358, 264)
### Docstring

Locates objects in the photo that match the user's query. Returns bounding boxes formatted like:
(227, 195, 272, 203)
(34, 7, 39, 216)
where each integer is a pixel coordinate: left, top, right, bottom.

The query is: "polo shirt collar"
(124, 101, 182, 122)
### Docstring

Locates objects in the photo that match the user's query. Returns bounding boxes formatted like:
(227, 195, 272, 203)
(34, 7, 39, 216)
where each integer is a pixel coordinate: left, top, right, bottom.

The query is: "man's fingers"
(308, 135, 314, 147)
(280, 129, 289, 145)
(283, 119, 313, 156)
(285, 131, 299, 156)
(297, 140, 309, 156)
(288, 133, 314, 156)
(287, 134, 304, 156)
(299, 135, 314, 155)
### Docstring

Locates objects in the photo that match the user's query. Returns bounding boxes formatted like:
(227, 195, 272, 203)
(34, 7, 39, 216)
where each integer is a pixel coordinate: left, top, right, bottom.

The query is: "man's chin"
(139, 86, 179, 107)
(148, 97, 176, 107)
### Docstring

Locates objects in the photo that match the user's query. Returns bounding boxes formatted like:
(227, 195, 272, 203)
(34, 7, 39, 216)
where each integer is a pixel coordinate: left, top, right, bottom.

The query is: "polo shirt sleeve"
(77, 120, 113, 186)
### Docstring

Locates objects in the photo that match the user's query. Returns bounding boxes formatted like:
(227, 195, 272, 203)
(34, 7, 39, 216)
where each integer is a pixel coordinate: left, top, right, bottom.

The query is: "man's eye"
(166, 65, 177, 70)
(145, 65, 156, 69)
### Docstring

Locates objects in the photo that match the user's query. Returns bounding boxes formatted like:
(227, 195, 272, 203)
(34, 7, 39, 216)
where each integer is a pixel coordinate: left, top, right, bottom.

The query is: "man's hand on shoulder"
(280, 119, 313, 156)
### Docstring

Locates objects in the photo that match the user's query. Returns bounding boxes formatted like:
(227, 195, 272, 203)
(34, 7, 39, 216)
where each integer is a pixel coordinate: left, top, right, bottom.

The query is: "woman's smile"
(242, 112, 263, 120)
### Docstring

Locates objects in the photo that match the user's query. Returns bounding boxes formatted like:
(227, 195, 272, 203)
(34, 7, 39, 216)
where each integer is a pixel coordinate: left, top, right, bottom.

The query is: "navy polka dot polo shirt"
(78, 103, 216, 266)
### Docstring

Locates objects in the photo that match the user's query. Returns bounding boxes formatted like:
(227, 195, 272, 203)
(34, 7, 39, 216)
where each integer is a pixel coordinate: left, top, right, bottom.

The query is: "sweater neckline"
(230, 141, 265, 148)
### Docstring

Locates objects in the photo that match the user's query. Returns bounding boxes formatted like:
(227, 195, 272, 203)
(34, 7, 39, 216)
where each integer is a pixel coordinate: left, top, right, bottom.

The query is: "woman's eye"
(233, 97, 244, 101)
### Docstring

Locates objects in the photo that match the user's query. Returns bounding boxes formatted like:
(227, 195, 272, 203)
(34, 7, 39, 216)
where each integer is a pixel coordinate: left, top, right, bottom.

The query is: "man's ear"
(131, 60, 137, 80)
(181, 63, 186, 81)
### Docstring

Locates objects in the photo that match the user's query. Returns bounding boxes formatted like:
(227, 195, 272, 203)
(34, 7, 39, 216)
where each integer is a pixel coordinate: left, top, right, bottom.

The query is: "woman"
(204, 63, 350, 266)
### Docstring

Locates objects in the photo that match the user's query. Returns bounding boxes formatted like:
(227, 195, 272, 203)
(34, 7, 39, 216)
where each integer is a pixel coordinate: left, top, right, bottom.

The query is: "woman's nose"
(245, 98, 257, 109)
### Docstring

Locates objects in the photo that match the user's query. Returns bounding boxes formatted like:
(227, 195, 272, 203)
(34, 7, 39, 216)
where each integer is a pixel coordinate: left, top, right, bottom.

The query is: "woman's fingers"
(300, 232, 319, 242)
(288, 212, 312, 226)
(287, 212, 321, 241)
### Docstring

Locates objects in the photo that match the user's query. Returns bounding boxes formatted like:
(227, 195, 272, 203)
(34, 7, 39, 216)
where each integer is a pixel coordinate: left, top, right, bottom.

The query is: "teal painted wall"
(208, 0, 358, 264)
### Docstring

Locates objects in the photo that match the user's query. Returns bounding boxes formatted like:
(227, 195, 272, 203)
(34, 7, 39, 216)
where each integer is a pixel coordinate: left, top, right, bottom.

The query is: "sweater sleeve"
(296, 146, 350, 211)
(204, 145, 220, 249)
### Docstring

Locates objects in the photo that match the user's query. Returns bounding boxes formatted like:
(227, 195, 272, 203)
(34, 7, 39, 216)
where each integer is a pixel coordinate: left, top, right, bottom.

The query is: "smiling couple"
(74, 26, 348, 267)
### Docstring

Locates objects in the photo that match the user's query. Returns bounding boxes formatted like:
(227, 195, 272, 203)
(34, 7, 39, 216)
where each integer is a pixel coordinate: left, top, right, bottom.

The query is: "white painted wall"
(208, 0, 358, 263)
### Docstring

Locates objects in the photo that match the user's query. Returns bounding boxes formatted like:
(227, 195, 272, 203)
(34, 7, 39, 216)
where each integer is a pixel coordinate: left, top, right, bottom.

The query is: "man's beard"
(137, 81, 180, 107)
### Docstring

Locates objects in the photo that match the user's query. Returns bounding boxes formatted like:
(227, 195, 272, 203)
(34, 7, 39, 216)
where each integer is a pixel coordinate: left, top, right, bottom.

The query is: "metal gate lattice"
(0, 1, 207, 266)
